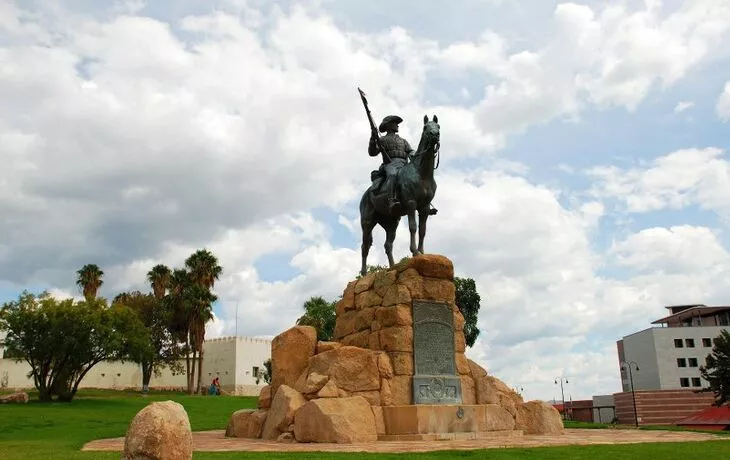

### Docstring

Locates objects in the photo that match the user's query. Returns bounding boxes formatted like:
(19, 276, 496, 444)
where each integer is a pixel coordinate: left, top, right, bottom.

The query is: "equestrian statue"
(357, 87, 441, 277)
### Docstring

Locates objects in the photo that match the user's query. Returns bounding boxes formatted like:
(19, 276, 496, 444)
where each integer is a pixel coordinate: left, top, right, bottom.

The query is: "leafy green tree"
(112, 291, 184, 392)
(75, 264, 104, 301)
(147, 264, 172, 299)
(0, 291, 148, 402)
(699, 329, 730, 406)
(296, 296, 336, 341)
(454, 277, 481, 347)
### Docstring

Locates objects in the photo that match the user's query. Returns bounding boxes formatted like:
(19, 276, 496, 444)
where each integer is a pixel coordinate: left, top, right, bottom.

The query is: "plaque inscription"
(412, 300, 462, 404)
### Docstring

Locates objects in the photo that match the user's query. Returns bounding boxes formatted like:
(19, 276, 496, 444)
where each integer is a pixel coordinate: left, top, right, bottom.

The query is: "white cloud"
(205, 313, 226, 339)
(587, 147, 730, 216)
(673, 101, 694, 113)
(717, 81, 730, 121)
(609, 225, 729, 274)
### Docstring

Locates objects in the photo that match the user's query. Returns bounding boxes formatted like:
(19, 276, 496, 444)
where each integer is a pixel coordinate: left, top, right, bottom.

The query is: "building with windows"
(617, 304, 729, 392)
(613, 304, 729, 425)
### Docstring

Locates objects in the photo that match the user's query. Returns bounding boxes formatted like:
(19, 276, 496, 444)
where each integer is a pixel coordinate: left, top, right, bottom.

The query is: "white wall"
(199, 337, 237, 391)
(234, 337, 272, 395)
(0, 359, 188, 391)
(0, 335, 271, 396)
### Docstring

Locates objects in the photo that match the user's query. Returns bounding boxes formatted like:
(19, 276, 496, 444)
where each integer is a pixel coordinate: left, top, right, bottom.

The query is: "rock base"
(225, 254, 564, 443)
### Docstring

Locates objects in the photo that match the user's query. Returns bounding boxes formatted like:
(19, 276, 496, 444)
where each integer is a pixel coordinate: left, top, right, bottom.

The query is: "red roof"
(675, 405, 730, 426)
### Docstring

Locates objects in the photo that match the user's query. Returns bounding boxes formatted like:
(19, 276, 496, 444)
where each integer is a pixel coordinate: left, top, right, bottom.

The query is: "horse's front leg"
(408, 210, 418, 256)
(361, 219, 375, 277)
(417, 209, 428, 254)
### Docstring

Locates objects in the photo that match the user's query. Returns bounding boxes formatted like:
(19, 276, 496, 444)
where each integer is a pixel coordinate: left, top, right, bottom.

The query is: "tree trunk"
(185, 336, 191, 394)
(189, 350, 197, 394)
(142, 361, 153, 393)
(196, 348, 204, 395)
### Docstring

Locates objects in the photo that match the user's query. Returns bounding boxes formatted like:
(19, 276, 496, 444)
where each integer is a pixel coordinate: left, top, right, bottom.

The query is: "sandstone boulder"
(0, 392, 29, 404)
(405, 254, 454, 279)
(316, 379, 339, 398)
(293, 396, 377, 443)
(306, 346, 380, 393)
(295, 372, 329, 396)
(225, 409, 268, 438)
(316, 341, 342, 354)
(122, 401, 192, 460)
(270, 326, 317, 397)
(483, 404, 516, 431)
(515, 400, 565, 435)
(257, 385, 271, 409)
(468, 359, 523, 410)
(261, 385, 307, 440)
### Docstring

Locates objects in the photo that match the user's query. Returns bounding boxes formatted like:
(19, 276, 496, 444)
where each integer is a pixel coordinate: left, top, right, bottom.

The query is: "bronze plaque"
(412, 300, 462, 404)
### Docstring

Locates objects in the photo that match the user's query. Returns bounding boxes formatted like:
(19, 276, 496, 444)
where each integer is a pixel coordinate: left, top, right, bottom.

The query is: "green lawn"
(1, 390, 729, 459)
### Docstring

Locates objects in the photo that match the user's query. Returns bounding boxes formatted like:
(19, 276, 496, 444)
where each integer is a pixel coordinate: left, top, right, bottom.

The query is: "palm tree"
(184, 249, 223, 289)
(185, 284, 216, 395)
(147, 264, 172, 299)
(184, 249, 222, 393)
(167, 269, 193, 391)
(76, 264, 104, 301)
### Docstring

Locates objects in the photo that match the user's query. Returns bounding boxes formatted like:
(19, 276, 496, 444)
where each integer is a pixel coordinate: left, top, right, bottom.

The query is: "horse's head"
(422, 114, 440, 151)
(411, 114, 441, 175)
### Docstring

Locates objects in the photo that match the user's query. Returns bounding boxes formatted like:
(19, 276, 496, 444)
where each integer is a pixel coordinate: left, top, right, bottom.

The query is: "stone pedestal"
(225, 254, 565, 444)
(333, 254, 470, 406)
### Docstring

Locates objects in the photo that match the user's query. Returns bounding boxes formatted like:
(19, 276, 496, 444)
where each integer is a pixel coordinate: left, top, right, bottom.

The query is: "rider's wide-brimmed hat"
(379, 115, 403, 133)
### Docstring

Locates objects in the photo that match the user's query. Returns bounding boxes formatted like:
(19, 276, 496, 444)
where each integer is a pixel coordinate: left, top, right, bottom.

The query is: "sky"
(2, 0, 730, 402)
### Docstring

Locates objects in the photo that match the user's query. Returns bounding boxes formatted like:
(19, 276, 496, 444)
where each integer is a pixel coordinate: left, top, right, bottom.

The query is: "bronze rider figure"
(369, 115, 437, 215)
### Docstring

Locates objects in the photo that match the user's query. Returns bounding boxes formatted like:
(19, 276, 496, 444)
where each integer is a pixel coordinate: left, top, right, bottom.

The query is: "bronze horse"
(359, 115, 440, 276)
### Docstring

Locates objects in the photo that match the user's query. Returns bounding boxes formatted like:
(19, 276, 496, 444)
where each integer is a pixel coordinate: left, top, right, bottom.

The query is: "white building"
(0, 335, 271, 396)
(616, 304, 730, 391)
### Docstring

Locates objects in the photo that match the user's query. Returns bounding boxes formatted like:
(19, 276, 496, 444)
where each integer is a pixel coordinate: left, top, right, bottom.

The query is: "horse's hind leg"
(383, 218, 399, 268)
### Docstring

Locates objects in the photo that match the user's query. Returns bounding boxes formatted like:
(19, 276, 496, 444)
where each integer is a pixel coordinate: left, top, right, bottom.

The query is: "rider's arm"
(404, 139, 415, 158)
(368, 136, 380, 157)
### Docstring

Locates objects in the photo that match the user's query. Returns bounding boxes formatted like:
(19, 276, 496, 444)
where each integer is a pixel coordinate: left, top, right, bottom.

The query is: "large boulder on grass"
(225, 409, 268, 438)
(122, 401, 193, 460)
(0, 392, 29, 404)
(515, 400, 565, 435)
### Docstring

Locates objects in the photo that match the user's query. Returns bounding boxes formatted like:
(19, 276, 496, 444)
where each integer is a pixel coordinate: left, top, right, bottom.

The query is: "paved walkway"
(82, 428, 729, 453)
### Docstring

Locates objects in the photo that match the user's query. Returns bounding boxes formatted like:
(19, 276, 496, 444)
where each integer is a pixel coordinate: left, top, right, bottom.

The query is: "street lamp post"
(620, 360, 640, 427)
(554, 376, 568, 420)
